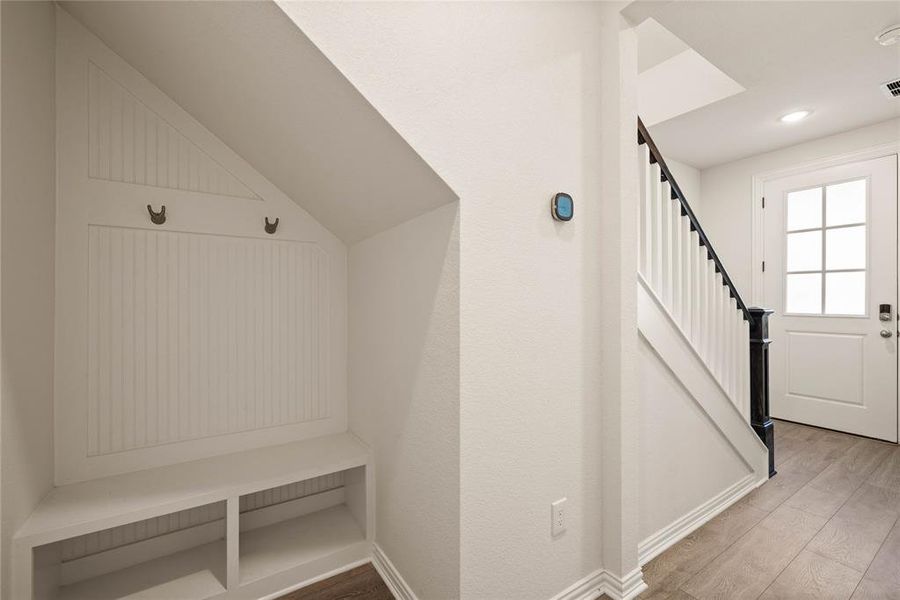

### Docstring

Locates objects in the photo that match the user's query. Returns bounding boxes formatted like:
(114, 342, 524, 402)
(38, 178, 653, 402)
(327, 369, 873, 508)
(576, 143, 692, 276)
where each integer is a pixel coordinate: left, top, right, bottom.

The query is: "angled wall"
(637, 280, 769, 563)
(53, 8, 349, 484)
(58, 0, 457, 244)
(283, 3, 639, 598)
(638, 339, 754, 553)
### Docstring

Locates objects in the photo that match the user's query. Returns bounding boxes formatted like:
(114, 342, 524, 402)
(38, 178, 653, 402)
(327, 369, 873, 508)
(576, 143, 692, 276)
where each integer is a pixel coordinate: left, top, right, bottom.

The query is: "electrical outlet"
(551, 497, 567, 537)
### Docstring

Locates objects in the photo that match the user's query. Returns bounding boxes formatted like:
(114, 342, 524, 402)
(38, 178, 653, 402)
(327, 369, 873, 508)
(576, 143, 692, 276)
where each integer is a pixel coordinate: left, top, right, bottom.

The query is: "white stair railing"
(637, 135, 751, 419)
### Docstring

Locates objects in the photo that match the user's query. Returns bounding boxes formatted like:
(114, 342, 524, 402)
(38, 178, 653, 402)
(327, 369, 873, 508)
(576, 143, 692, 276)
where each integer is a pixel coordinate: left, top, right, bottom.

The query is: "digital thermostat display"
(551, 192, 574, 221)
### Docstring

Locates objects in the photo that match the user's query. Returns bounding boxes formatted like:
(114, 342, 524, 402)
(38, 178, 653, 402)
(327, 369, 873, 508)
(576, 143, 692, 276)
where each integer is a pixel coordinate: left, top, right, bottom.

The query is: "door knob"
(881, 330, 893, 338)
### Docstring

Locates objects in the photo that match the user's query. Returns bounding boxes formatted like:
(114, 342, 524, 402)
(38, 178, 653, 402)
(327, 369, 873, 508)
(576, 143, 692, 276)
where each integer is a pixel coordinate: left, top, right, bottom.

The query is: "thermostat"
(551, 192, 574, 221)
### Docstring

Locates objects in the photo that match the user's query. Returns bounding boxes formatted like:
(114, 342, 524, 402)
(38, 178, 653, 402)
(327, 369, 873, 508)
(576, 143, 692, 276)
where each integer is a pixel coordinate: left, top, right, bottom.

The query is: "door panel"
(785, 331, 864, 405)
(764, 155, 898, 442)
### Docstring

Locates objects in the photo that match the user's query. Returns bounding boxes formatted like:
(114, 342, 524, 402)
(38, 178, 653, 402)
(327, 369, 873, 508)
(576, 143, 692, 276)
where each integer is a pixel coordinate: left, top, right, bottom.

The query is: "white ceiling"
(61, 1, 456, 244)
(636, 17, 689, 73)
(625, 1, 900, 169)
(638, 48, 745, 127)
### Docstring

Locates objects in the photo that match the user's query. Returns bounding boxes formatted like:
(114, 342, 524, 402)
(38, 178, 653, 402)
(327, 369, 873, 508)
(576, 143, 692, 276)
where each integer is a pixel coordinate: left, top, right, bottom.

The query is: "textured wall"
(284, 2, 637, 597)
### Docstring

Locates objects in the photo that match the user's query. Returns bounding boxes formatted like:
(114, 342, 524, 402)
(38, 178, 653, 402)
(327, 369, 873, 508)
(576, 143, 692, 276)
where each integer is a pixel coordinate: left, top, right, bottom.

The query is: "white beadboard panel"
(58, 473, 344, 562)
(55, 12, 348, 485)
(59, 502, 225, 563)
(239, 471, 345, 512)
(88, 62, 258, 200)
(87, 226, 330, 456)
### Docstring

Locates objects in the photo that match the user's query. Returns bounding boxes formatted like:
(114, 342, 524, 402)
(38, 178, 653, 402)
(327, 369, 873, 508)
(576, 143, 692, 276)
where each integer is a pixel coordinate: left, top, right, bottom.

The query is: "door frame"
(751, 142, 900, 305)
(751, 143, 900, 440)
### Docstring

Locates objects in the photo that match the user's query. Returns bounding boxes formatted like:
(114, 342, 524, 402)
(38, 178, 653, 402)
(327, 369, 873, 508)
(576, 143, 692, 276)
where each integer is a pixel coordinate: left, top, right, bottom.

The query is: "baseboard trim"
(552, 567, 606, 600)
(372, 544, 418, 600)
(602, 567, 649, 600)
(638, 472, 763, 565)
(551, 567, 647, 600)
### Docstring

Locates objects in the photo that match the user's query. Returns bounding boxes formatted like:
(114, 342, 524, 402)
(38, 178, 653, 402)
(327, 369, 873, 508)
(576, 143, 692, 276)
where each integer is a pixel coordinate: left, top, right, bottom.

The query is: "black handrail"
(638, 117, 753, 325)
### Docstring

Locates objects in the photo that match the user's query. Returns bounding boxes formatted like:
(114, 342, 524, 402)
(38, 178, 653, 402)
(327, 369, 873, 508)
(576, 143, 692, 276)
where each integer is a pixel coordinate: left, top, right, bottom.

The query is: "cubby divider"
(14, 433, 372, 600)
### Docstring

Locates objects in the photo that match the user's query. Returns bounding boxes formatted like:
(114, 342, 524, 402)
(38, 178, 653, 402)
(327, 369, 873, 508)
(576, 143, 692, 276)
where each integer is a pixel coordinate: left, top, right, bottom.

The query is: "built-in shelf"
(14, 433, 373, 600)
(57, 540, 226, 600)
(240, 505, 366, 584)
(17, 433, 368, 547)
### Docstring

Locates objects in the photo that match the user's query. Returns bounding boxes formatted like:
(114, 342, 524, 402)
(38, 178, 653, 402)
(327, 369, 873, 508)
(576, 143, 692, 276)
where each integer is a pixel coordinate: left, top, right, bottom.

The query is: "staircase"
(635, 117, 775, 485)
(634, 118, 775, 564)
(637, 119, 754, 411)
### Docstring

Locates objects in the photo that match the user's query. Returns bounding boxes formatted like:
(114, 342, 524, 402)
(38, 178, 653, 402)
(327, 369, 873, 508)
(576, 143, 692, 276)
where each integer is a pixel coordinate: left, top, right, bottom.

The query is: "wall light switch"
(551, 497, 567, 537)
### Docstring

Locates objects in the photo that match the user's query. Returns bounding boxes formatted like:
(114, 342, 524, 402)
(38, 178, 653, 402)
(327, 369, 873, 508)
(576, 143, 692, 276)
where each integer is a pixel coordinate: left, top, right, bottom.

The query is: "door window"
(784, 178, 867, 315)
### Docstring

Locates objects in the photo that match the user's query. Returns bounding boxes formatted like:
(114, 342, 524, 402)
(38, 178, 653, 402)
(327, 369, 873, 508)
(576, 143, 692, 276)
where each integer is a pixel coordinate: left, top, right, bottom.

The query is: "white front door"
(764, 154, 898, 442)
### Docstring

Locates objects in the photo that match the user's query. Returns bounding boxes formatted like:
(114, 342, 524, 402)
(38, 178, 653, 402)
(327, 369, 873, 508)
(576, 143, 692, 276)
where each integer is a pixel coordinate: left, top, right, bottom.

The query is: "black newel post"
(749, 307, 776, 478)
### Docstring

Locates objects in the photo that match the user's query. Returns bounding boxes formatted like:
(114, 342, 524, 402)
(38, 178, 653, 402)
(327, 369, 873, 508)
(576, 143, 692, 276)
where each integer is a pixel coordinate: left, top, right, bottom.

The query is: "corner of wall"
(347, 202, 460, 600)
(1, 2, 58, 598)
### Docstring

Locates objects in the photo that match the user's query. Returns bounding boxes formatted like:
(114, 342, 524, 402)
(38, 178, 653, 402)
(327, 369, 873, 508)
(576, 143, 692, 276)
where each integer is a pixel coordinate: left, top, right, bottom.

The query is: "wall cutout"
(88, 62, 258, 200)
(87, 225, 329, 456)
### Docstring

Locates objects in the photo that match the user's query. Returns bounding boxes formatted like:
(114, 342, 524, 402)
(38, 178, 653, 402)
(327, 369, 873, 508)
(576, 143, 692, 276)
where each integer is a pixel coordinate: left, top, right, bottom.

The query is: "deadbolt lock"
(879, 303, 892, 322)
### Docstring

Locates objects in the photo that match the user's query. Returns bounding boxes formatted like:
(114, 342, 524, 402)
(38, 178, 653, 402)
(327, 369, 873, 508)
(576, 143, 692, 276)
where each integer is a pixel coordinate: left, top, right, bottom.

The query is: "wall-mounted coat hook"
(147, 204, 166, 225)
(265, 217, 279, 234)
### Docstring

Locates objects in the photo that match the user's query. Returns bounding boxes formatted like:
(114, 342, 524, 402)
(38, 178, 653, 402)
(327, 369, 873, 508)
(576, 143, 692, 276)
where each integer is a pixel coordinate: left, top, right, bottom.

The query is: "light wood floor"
(640, 419, 900, 600)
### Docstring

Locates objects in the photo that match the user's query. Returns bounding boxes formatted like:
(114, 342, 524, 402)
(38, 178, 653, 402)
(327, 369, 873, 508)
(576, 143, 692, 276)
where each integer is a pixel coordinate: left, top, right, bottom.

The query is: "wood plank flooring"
(641, 419, 900, 600)
(281, 421, 896, 600)
(277, 563, 393, 600)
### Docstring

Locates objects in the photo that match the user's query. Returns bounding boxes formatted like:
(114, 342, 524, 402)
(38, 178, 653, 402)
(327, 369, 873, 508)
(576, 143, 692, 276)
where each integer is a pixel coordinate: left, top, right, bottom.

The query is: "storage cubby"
(32, 502, 227, 600)
(14, 433, 372, 599)
(238, 466, 368, 584)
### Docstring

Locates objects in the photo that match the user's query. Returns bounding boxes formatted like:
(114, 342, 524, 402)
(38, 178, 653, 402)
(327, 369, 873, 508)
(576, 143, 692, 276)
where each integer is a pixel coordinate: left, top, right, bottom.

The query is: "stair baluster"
(637, 118, 775, 477)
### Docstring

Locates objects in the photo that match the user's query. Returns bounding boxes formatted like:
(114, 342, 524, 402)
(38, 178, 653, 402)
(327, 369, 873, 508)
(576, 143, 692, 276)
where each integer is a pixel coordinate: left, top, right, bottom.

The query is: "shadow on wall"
(348, 202, 460, 599)
(58, 0, 459, 244)
(1, 2, 57, 600)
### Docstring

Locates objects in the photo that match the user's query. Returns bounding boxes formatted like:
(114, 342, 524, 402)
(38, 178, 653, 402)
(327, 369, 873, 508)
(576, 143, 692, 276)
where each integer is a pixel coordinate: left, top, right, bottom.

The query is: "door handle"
(881, 329, 893, 338)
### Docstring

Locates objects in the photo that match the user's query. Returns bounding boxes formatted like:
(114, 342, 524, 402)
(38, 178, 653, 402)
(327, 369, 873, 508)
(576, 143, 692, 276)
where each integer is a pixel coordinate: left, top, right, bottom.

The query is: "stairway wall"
(638, 338, 752, 549)
(637, 279, 768, 563)
(665, 158, 702, 216)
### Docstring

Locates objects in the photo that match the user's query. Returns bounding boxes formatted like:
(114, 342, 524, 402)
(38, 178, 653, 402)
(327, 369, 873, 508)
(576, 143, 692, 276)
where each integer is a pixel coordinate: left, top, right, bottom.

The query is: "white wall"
(700, 117, 900, 297)
(638, 338, 750, 541)
(53, 9, 348, 484)
(282, 3, 640, 597)
(349, 203, 459, 599)
(59, 0, 457, 245)
(0, 2, 56, 598)
(667, 157, 702, 215)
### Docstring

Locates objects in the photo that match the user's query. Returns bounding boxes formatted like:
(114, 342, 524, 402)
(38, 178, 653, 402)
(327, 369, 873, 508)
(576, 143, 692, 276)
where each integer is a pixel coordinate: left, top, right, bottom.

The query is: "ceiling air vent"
(881, 78, 900, 98)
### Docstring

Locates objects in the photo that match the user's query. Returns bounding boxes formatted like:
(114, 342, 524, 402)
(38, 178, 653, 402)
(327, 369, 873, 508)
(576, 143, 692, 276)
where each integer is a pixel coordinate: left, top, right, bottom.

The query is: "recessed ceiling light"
(780, 110, 811, 123)
(875, 25, 900, 47)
